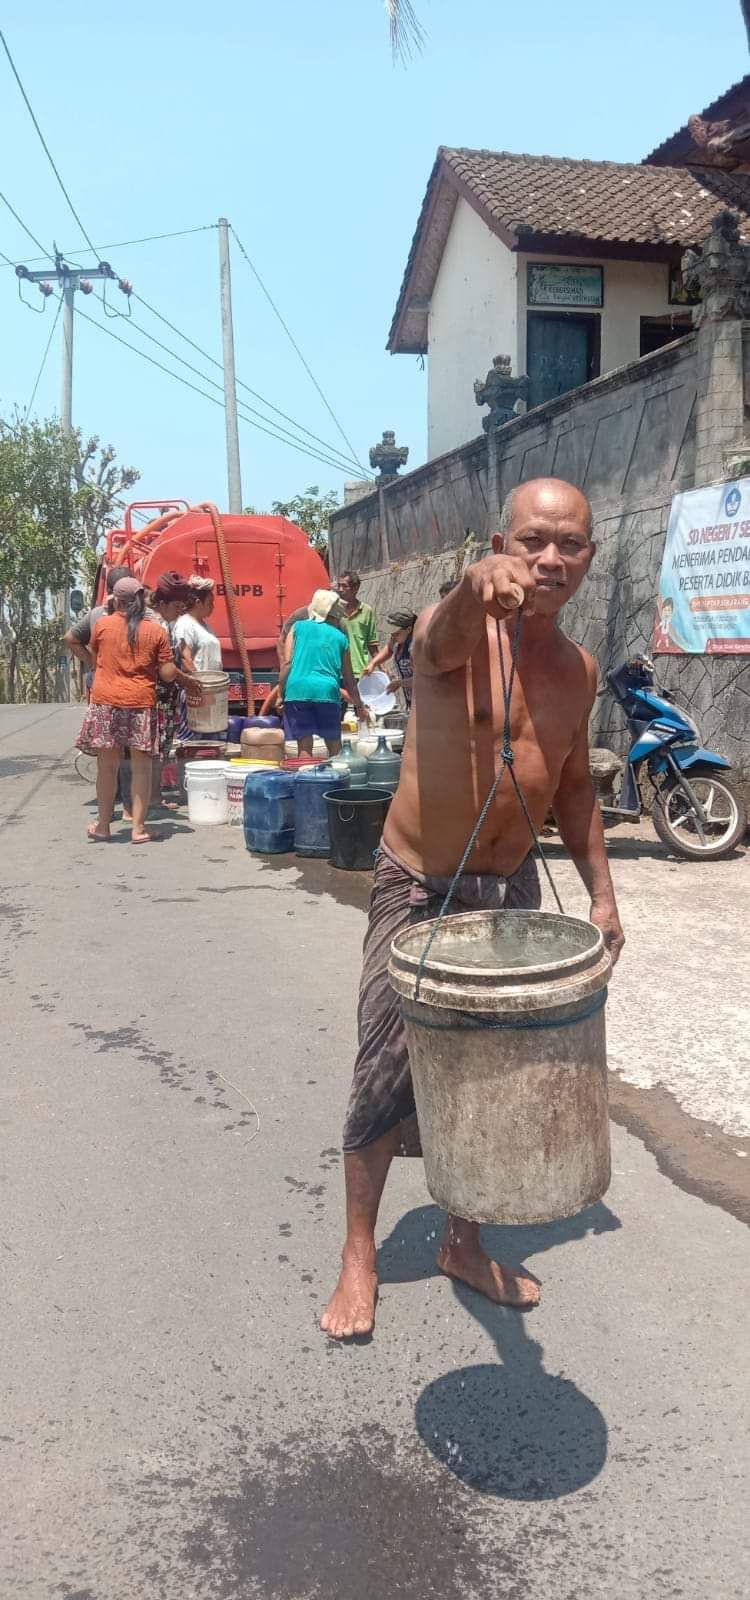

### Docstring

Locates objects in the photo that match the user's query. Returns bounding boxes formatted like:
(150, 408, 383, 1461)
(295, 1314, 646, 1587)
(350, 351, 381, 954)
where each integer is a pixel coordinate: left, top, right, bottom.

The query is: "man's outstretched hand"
(465, 554, 536, 619)
(589, 899, 625, 967)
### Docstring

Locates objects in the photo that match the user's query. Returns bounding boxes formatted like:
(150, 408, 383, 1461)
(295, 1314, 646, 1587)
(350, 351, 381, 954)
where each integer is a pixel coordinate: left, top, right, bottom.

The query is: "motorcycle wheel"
(652, 769, 747, 860)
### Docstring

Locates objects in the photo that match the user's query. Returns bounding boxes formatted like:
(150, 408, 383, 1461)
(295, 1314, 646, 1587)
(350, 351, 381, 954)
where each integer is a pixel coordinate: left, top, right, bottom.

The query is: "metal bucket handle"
(337, 803, 356, 823)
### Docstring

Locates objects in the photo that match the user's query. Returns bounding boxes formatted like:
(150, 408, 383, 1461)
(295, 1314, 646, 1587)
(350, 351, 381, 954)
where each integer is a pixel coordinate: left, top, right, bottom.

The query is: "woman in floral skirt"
(77, 575, 199, 843)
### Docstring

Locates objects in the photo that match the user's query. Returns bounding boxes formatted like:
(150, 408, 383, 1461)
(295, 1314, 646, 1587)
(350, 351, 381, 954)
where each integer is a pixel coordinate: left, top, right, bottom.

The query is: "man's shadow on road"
(377, 1200, 621, 1501)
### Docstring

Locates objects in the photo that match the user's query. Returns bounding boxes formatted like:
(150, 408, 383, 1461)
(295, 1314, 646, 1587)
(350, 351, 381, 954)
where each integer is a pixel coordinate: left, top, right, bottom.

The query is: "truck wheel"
(652, 769, 747, 860)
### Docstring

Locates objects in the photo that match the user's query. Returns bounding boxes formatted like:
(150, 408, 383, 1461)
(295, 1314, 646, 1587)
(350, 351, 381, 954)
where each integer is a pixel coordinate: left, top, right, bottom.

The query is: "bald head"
(493, 477, 595, 615)
(498, 479, 593, 542)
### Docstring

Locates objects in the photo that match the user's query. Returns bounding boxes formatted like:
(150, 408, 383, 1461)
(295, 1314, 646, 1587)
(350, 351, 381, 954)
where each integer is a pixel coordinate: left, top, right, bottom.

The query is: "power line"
(24, 293, 63, 418)
(229, 223, 368, 475)
(123, 290, 368, 476)
(73, 299, 369, 478)
(0, 187, 52, 260)
(0, 27, 99, 259)
(92, 288, 362, 474)
(1, 172, 370, 477)
(1, 223, 218, 268)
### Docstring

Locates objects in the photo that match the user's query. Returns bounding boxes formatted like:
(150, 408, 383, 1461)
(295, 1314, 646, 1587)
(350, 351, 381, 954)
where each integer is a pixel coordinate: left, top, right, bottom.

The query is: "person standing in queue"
(77, 576, 200, 843)
(362, 609, 417, 712)
(335, 570, 379, 679)
(173, 576, 222, 737)
(63, 565, 132, 694)
(173, 575, 222, 673)
(321, 479, 625, 1340)
(283, 589, 367, 757)
(148, 571, 198, 806)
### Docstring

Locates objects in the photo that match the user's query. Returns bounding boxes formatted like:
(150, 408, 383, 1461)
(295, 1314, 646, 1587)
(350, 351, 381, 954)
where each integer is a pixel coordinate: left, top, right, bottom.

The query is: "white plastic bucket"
(224, 763, 246, 825)
(185, 760, 229, 825)
(187, 671, 230, 734)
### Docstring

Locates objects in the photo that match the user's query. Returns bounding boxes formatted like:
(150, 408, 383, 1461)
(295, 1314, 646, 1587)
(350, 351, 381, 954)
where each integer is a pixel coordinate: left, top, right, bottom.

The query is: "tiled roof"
(442, 147, 750, 247)
(644, 75, 750, 165)
(388, 147, 750, 352)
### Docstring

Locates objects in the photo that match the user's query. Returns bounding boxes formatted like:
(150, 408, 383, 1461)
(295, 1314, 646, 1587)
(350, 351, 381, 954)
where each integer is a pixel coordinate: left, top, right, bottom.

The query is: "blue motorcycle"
(600, 656, 746, 860)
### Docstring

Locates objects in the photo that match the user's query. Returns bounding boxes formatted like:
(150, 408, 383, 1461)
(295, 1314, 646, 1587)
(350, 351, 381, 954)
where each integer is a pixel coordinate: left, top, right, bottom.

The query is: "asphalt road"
(2, 706, 749, 1600)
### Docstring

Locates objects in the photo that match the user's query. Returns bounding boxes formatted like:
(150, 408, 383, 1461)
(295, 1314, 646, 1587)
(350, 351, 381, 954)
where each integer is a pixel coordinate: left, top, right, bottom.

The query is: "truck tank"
(97, 499, 331, 710)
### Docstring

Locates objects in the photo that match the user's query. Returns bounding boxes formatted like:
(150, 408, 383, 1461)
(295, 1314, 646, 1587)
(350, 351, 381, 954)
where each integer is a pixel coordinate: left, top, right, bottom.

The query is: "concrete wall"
(428, 199, 517, 458)
(330, 323, 750, 792)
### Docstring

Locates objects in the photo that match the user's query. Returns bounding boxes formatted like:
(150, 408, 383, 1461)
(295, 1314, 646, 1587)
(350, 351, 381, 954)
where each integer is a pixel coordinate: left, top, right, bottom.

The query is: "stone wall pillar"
(474, 355, 529, 534)
(683, 210, 750, 482)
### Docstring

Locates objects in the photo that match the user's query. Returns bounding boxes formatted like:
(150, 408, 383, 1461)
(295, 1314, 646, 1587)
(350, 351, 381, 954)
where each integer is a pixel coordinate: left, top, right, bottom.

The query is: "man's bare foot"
(122, 809, 132, 822)
(320, 1249, 378, 1339)
(437, 1239, 540, 1309)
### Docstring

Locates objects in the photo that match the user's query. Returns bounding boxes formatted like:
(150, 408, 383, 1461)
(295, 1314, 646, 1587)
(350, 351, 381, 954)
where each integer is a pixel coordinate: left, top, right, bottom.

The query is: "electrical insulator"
(118, 278, 133, 298)
(38, 281, 54, 297)
(79, 280, 93, 295)
(14, 264, 30, 280)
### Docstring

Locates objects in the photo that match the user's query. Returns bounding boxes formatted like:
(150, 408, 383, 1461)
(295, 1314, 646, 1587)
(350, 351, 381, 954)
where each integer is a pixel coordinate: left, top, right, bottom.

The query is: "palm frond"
(385, 0, 427, 64)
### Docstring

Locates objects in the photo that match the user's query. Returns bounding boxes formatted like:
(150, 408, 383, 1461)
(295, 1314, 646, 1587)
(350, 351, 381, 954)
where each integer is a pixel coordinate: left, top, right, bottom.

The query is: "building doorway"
(526, 312, 600, 409)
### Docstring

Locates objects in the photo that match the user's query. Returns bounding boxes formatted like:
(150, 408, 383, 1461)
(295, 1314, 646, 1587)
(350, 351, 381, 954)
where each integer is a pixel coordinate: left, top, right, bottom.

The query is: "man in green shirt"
(335, 570, 379, 679)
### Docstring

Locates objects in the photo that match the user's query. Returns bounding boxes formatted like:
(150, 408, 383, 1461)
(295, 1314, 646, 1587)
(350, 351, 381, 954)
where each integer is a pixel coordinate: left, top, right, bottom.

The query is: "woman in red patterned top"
(77, 576, 199, 843)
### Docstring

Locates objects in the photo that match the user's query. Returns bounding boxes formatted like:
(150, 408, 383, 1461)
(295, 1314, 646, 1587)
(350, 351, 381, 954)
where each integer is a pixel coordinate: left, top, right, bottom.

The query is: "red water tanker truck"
(95, 499, 330, 710)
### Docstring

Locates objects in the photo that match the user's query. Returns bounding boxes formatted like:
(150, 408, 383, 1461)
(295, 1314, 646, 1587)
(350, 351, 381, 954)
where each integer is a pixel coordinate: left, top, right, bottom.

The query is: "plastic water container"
(186, 671, 230, 734)
(389, 910, 611, 1225)
(241, 727, 285, 765)
(324, 784, 392, 870)
(294, 763, 350, 857)
(185, 761, 229, 825)
(330, 735, 368, 783)
(225, 764, 249, 825)
(243, 768, 296, 854)
(366, 734, 402, 794)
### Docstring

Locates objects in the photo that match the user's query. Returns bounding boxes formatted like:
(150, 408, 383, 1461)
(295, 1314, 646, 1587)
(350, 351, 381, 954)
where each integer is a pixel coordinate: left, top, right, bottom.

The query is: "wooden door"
(527, 313, 597, 409)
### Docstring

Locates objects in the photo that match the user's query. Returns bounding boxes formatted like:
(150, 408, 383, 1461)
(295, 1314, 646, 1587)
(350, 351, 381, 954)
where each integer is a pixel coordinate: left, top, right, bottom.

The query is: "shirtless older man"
(321, 477, 625, 1340)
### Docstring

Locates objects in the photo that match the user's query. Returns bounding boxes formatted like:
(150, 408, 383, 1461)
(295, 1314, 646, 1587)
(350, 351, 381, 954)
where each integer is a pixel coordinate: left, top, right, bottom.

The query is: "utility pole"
(15, 253, 132, 700)
(217, 218, 243, 513)
(59, 273, 75, 435)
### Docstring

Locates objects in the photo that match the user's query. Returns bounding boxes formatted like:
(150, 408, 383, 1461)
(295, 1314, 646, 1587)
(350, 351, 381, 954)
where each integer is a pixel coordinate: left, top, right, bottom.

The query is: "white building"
(388, 135, 750, 460)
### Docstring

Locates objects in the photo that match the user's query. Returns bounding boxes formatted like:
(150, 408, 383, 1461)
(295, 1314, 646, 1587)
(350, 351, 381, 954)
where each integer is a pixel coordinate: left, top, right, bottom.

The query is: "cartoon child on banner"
(652, 595, 679, 654)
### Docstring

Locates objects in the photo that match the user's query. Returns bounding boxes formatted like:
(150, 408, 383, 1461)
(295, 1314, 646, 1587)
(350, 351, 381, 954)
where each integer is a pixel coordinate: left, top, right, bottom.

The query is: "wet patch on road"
(609, 1072, 750, 1226)
(68, 1022, 259, 1139)
(181, 1425, 491, 1599)
(255, 852, 373, 911)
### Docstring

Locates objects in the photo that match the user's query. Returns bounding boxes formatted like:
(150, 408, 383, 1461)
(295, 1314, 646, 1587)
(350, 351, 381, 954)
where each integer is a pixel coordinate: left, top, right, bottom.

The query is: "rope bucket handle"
(414, 611, 565, 1003)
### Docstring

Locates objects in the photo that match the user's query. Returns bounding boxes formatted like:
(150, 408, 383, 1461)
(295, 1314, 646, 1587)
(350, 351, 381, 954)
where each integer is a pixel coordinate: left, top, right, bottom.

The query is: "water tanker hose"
(116, 509, 181, 570)
(197, 501, 255, 709)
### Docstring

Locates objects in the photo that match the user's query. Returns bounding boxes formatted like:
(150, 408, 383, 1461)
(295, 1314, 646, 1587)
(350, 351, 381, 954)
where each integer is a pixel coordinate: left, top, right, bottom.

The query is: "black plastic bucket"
(324, 785, 392, 871)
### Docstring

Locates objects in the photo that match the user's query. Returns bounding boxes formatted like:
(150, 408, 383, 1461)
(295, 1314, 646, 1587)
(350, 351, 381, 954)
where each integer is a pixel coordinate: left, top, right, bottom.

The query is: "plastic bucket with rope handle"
(385, 607, 611, 1225)
(389, 911, 611, 1225)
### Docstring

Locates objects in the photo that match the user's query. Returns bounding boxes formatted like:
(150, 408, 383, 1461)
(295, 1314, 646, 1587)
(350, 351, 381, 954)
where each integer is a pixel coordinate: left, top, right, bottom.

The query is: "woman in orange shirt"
(77, 575, 199, 843)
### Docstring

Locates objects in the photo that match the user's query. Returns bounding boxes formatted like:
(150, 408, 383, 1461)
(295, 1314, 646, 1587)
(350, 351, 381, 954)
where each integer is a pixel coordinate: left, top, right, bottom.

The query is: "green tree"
(271, 485, 339, 557)
(0, 418, 85, 702)
(72, 434, 140, 586)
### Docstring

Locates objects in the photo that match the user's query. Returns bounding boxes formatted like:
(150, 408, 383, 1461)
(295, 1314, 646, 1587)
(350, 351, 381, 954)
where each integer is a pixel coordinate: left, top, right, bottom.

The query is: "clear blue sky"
(1, 0, 745, 515)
